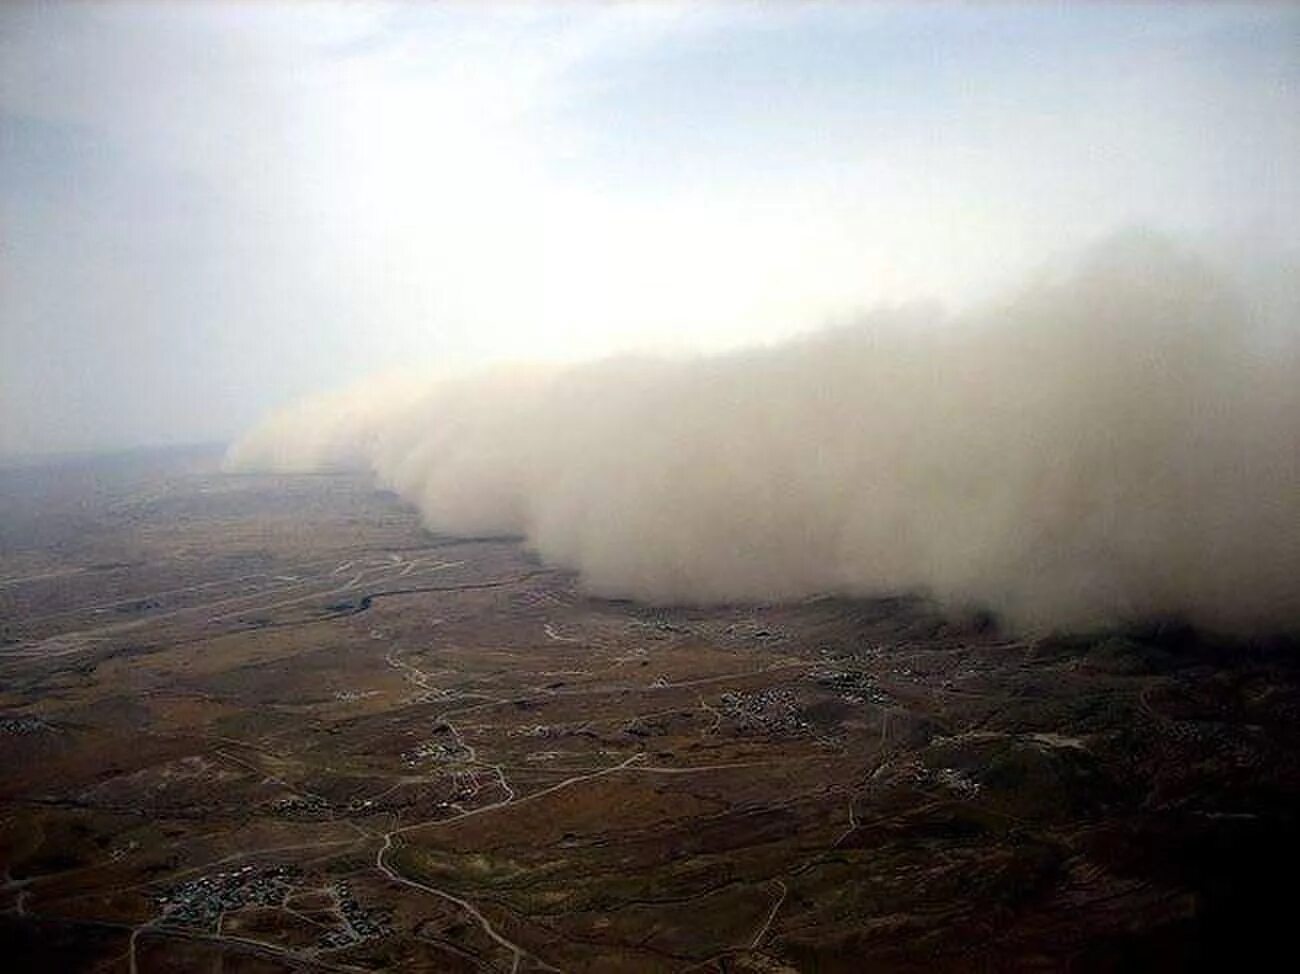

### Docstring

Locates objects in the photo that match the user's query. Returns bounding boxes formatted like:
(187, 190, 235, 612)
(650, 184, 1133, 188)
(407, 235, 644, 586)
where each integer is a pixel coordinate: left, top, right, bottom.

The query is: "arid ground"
(1, 447, 1296, 972)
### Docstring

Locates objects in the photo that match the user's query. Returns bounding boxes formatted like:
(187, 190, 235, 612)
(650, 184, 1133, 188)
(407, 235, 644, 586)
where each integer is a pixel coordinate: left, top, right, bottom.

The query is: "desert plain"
(1, 446, 1296, 972)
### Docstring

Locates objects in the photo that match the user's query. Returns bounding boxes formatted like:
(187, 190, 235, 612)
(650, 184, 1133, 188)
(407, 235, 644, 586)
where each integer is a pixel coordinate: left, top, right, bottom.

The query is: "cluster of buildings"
(719, 687, 809, 735)
(325, 880, 390, 947)
(269, 793, 331, 817)
(155, 868, 391, 950)
(0, 715, 50, 735)
(810, 668, 892, 706)
(157, 864, 299, 928)
(402, 738, 471, 767)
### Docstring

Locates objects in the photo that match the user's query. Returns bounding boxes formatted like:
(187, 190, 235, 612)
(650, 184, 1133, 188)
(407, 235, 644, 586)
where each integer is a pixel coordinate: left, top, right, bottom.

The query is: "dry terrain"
(1, 446, 1296, 972)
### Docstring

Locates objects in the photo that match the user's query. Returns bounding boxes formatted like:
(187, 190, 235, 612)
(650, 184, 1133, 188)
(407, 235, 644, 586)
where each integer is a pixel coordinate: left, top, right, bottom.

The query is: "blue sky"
(2, 2, 1297, 454)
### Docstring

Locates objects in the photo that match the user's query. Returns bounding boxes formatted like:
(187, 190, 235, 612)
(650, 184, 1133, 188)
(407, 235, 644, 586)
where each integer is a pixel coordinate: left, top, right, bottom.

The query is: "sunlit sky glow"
(2, 1, 1297, 454)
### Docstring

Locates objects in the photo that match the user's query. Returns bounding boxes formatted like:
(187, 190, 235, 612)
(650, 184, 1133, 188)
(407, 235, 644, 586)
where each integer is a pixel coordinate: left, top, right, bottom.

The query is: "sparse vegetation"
(1, 451, 1297, 970)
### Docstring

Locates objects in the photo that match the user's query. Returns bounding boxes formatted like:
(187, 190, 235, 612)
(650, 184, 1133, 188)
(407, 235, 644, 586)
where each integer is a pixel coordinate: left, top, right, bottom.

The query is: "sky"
(2, 1, 1298, 456)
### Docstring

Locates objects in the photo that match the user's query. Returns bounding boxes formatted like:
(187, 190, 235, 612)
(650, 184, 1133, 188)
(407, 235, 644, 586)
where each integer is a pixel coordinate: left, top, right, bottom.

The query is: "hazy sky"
(2, 1, 1297, 455)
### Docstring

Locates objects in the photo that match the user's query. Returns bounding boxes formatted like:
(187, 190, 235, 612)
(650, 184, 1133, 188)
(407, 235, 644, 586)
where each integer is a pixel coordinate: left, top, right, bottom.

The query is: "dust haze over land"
(228, 233, 1300, 634)
(6, 3, 1299, 459)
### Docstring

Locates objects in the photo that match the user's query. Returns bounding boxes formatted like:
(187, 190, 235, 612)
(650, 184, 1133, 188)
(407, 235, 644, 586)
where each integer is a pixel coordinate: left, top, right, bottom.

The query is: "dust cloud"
(226, 234, 1299, 633)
